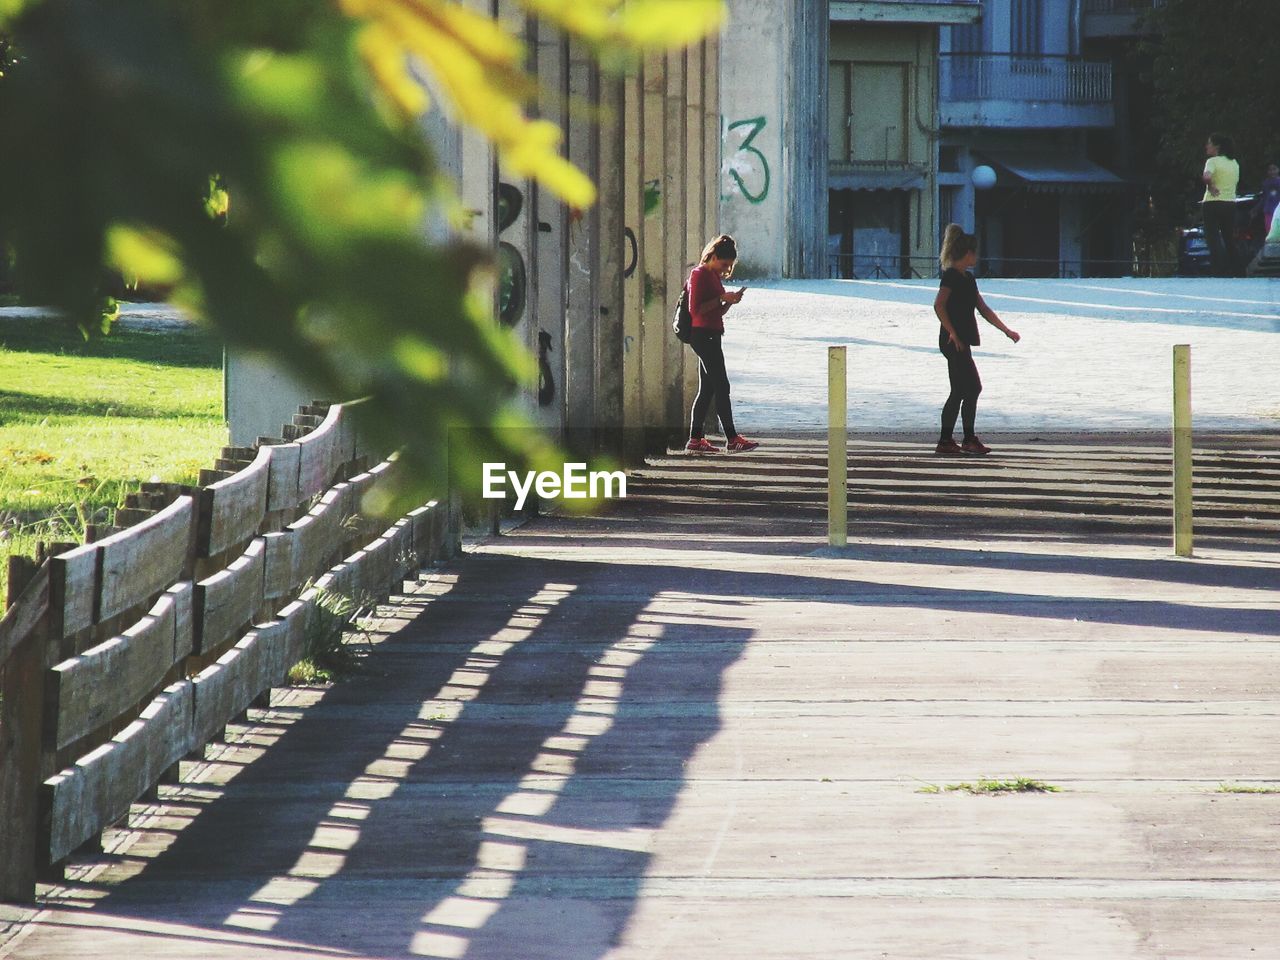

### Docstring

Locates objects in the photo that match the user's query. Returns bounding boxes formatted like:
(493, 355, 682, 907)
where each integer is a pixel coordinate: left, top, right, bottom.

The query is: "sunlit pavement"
(4, 280, 1280, 959)
(722, 277, 1280, 433)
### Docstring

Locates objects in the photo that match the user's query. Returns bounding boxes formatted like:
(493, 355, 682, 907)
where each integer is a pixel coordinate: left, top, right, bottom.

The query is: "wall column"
(564, 42, 598, 433)
(595, 73, 627, 451)
(639, 53, 669, 451)
(621, 68, 646, 462)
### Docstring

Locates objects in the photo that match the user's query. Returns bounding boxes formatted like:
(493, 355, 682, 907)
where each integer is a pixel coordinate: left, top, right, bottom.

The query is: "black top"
(939, 267, 980, 346)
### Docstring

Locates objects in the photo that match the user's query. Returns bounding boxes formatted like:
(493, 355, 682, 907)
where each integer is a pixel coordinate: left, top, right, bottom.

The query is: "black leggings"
(1202, 200, 1239, 277)
(689, 329, 737, 440)
(939, 332, 982, 441)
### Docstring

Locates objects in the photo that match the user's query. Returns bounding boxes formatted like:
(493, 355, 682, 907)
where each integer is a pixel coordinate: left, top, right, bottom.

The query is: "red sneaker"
(960, 436, 991, 456)
(726, 435, 760, 452)
(935, 438, 963, 456)
(685, 437, 719, 454)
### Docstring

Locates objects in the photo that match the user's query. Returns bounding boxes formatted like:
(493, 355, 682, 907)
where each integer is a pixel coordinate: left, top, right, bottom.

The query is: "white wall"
(719, 1, 788, 277)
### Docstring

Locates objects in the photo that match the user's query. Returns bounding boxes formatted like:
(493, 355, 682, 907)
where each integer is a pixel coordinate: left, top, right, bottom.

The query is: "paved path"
(722, 278, 1280, 433)
(4, 435, 1279, 959)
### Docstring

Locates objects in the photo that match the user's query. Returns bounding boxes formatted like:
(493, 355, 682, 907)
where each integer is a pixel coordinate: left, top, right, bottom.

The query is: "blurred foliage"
(1141, 0, 1280, 224)
(0, 0, 722, 512)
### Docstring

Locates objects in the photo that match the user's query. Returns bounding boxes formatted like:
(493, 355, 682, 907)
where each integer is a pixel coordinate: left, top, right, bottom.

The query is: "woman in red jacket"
(685, 235, 759, 453)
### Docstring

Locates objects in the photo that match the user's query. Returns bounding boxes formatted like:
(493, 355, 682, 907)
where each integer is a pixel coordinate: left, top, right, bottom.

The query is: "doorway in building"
(828, 189, 910, 279)
(998, 192, 1060, 277)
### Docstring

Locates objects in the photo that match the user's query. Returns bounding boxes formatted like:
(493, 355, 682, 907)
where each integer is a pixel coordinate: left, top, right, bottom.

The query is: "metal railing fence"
(940, 53, 1112, 104)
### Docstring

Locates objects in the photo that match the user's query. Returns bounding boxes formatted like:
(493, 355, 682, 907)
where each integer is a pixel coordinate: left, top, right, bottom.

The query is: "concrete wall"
(224, 354, 322, 447)
(719, 0, 829, 278)
(227, 12, 720, 459)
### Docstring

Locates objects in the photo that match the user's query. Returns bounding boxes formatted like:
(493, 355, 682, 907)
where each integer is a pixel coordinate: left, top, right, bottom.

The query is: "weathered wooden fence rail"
(0, 402, 450, 902)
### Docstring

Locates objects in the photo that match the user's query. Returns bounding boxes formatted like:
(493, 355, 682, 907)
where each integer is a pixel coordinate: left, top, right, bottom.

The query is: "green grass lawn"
(1, 316, 226, 601)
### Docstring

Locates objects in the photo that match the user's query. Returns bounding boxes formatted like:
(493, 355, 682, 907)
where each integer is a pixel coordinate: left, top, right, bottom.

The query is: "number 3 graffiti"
(723, 116, 771, 204)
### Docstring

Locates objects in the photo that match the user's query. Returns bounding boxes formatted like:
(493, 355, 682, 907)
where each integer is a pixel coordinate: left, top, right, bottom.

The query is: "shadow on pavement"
(66, 550, 752, 960)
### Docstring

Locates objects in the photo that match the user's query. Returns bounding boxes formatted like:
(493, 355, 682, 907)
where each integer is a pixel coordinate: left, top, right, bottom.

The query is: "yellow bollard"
(828, 346, 848, 547)
(1172, 344, 1193, 557)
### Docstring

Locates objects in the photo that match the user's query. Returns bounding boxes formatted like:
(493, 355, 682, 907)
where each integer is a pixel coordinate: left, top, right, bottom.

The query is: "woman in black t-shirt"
(932, 224, 1020, 456)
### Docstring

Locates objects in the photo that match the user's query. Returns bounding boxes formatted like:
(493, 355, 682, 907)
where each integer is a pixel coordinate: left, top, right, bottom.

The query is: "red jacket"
(688, 265, 728, 332)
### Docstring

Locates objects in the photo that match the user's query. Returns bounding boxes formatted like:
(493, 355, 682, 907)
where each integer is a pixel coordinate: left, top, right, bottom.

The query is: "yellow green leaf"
(105, 225, 184, 286)
(357, 22, 431, 116)
(336, 0, 720, 208)
(392, 336, 449, 380)
(0, 0, 32, 23)
(514, 0, 724, 48)
(617, 0, 725, 46)
(271, 141, 425, 241)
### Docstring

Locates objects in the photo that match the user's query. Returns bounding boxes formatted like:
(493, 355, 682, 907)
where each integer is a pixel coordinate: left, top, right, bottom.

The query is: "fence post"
(1172, 344, 1193, 557)
(0, 558, 48, 902)
(828, 346, 848, 548)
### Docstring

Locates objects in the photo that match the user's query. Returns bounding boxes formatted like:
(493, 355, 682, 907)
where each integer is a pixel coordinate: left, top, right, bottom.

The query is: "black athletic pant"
(689, 329, 737, 440)
(1202, 201, 1239, 277)
(939, 332, 982, 441)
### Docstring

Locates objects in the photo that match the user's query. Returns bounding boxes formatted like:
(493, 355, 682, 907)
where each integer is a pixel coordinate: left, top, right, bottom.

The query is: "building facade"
(828, 1, 982, 279)
(720, 0, 982, 279)
(720, 0, 1150, 279)
(939, 0, 1133, 277)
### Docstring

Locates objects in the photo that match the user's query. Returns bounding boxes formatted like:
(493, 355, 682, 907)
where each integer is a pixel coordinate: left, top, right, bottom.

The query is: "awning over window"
(829, 169, 927, 191)
(980, 151, 1128, 193)
(831, 1, 983, 25)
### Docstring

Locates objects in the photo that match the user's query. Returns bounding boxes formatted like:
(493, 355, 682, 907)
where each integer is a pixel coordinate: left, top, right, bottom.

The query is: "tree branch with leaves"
(0, 0, 722, 510)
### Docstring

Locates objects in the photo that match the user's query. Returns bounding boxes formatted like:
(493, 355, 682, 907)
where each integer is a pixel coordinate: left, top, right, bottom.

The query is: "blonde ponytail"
(940, 223, 978, 269)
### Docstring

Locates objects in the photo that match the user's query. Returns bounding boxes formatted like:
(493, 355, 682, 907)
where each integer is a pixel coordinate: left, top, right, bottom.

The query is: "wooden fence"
(0, 402, 451, 902)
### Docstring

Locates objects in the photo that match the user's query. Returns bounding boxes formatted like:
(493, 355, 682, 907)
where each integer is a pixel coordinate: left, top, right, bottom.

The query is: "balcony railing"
(940, 54, 1112, 105)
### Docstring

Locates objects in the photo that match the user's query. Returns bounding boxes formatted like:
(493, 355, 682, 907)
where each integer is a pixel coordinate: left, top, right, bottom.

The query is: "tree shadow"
(0, 388, 214, 423)
(65, 550, 750, 960)
(0, 317, 221, 369)
(32, 524, 1279, 959)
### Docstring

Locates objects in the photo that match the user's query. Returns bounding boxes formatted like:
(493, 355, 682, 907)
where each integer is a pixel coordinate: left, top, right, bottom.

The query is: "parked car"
(1176, 194, 1264, 276)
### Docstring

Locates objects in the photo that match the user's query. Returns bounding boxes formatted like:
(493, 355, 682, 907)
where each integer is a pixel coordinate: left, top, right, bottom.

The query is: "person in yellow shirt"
(1202, 132, 1241, 277)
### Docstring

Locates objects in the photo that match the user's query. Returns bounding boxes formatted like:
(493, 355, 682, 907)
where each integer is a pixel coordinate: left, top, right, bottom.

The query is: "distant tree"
(1142, 0, 1280, 222)
(0, 0, 722, 508)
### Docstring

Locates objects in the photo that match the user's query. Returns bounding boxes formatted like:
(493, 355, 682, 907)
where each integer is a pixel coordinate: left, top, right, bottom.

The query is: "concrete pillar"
(640, 53, 670, 448)
(720, 0, 826, 278)
(663, 49, 689, 437)
(595, 73, 626, 450)
(955, 147, 977, 235)
(621, 68, 646, 463)
(534, 22, 569, 434)
(720, 2, 785, 276)
(783, 0, 829, 277)
(704, 37, 721, 243)
(702, 38, 721, 432)
(495, 3, 541, 417)
(683, 43, 705, 423)
(564, 42, 597, 432)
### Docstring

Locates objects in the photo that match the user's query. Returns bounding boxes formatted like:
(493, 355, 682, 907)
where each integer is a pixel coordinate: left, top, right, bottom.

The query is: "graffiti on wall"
(496, 182, 526, 327)
(643, 179, 662, 216)
(722, 116, 771, 204)
(623, 226, 638, 279)
(537, 329, 555, 406)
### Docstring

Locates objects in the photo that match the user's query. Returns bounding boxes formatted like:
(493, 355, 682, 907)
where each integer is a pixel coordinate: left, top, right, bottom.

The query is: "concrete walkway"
(722, 278, 1280, 432)
(4, 435, 1280, 959)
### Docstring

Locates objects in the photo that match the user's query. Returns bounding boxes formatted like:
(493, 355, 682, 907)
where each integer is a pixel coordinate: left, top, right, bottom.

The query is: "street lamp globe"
(971, 165, 997, 191)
